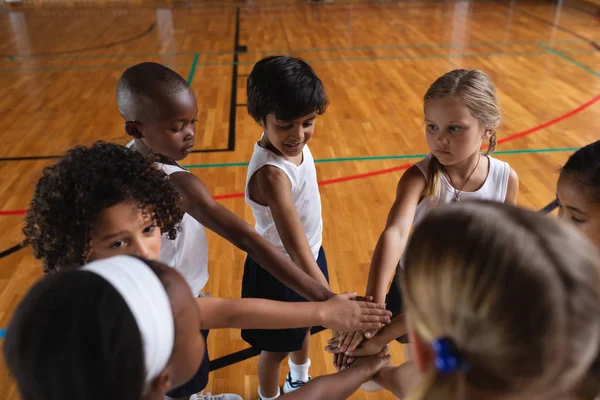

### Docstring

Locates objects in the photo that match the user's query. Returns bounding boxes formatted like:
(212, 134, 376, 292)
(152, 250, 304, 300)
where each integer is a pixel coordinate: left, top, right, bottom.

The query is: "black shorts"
(385, 270, 409, 344)
(241, 247, 329, 353)
(166, 329, 210, 397)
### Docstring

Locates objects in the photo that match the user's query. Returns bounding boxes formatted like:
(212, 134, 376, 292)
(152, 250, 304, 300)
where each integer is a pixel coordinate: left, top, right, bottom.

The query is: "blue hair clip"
(432, 337, 468, 373)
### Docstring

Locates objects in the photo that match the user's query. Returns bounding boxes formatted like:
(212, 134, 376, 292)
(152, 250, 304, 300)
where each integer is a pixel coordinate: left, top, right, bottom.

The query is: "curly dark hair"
(23, 142, 184, 273)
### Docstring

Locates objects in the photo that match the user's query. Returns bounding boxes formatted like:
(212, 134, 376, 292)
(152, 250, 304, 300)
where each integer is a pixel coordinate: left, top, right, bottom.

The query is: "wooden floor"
(0, 0, 599, 398)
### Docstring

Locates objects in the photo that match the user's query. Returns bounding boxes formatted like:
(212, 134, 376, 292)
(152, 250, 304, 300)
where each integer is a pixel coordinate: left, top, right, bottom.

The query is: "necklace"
(443, 153, 481, 203)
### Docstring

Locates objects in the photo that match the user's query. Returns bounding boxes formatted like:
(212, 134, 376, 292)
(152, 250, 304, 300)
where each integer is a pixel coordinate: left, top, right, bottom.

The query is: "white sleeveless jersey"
(127, 140, 208, 296)
(245, 142, 322, 260)
(400, 154, 510, 268)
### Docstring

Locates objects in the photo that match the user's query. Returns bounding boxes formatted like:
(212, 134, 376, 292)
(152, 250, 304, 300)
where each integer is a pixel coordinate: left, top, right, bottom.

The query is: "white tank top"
(127, 140, 208, 297)
(400, 154, 510, 267)
(245, 141, 323, 260)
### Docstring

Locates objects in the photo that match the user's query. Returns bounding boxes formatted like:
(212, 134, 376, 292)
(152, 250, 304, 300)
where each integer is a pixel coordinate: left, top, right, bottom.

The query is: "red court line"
(1, 93, 599, 216)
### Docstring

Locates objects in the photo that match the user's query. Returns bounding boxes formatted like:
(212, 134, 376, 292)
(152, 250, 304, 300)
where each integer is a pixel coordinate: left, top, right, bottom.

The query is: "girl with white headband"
(327, 202, 600, 399)
(22, 142, 392, 399)
(4, 255, 391, 400)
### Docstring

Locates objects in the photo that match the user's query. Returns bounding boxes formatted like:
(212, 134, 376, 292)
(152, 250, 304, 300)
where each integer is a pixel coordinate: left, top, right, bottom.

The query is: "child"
(365, 202, 600, 399)
(115, 61, 334, 303)
(240, 56, 329, 400)
(4, 256, 392, 400)
(331, 69, 521, 364)
(115, 61, 335, 400)
(557, 140, 600, 250)
(555, 140, 600, 399)
(23, 142, 391, 400)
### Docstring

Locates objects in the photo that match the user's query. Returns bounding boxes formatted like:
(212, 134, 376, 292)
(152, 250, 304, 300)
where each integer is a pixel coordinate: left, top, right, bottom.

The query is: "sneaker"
(282, 372, 312, 394)
(192, 391, 243, 400)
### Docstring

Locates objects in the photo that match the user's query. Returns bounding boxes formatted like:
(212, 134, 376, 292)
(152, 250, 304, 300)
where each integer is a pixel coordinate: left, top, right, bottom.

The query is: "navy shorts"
(385, 269, 409, 344)
(166, 329, 210, 397)
(241, 247, 329, 353)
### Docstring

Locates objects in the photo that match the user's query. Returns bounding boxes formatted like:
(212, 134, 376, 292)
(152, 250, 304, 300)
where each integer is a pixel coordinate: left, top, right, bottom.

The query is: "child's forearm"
(280, 363, 377, 400)
(197, 298, 327, 330)
(365, 229, 407, 304)
(372, 315, 407, 346)
(374, 362, 419, 399)
(242, 230, 332, 299)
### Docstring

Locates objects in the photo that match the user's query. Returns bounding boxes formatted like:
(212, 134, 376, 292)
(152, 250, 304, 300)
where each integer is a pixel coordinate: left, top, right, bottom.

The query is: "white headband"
(83, 256, 175, 384)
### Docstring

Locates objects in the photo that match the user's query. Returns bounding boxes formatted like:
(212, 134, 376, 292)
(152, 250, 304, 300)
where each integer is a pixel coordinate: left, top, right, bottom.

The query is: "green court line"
(0, 49, 551, 72)
(183, 147, 580, 169)
(187, 53, 200, 84)
(4, 39, 588, 61)
(537, 43, 600, 78)
(8, 56, 15, 62)
(0, 62, 191, 73)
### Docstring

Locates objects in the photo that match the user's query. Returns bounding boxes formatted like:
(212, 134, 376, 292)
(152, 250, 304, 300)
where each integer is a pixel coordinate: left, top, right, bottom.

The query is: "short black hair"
(246, 56, 328, 123)
(3, 270, 145, 400)
(116, 62, 189, 120)
(561, 140, 600, 202)
(23, 142, 184, 272)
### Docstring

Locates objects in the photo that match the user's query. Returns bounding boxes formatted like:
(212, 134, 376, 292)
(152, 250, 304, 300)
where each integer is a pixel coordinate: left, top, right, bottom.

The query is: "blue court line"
(3, 39, 589, 61)
(537, 43, 600, 78)
(0, 329, 4, 338)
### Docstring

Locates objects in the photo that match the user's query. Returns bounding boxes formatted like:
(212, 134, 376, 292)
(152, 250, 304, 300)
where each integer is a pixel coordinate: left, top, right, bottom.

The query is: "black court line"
(1, 24, 155, 59)
(210, 326, 326, 371)
(0, 243, 24, 259)
(227, 6, 247, 152)
(540, 199, 559, 214)
(0, 147, 233, 162)
(496, 0, 600, 50)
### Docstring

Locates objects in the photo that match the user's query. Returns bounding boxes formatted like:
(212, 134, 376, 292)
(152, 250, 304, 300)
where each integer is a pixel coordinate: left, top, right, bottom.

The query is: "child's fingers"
(358, 301, 387, 310)
(324, 344, 342, 353)
(357, 322, 384, 331)
(347, 332, 366, 352)
(354, 295, 374, 302)
(340, 331, 357, 352)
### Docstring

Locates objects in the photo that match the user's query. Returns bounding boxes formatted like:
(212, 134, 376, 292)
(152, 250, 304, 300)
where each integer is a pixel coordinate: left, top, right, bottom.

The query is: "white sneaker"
(191, 391, 243, 400)
(282, 372, 312, 394)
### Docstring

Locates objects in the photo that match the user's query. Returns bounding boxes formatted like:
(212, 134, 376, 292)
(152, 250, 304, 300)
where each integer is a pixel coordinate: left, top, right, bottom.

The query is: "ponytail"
(486, 132, 497, 155)
(423, 156, 443, 199)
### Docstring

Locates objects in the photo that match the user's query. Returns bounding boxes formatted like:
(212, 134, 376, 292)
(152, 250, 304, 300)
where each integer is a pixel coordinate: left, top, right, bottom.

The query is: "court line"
(0, 89, 598, 216)
(495, 0, 600, 50)
(1, 24, 156, 59)
(538, 43, 600, 77)
(0, 49, 551, 72)
(3, 39, 587, 61)
(187, 53, 200, 85)
(183, 147, 581, 170)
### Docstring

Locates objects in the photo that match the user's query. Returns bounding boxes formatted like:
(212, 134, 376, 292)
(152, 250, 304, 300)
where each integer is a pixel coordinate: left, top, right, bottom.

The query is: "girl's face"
(424, 96, 491, 166)
(557, 173, 600, 250)
(89, 201, 162, 261)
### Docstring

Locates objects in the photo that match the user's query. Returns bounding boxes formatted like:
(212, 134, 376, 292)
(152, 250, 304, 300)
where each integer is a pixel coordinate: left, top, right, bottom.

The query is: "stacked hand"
(321, 293, 391, 332)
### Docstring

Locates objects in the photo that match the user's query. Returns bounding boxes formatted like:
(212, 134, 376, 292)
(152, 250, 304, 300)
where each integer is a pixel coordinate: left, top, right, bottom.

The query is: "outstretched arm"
(169, 171, 333, 301)
(196, 293, 392, 331)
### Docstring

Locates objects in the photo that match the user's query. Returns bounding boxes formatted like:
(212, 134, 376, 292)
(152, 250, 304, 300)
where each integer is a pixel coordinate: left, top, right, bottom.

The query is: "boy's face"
(261, 112, 317, 158)
(89, 201, 162, 261)
(133, 88, 198, 161)
(557, 173, 600, 250)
